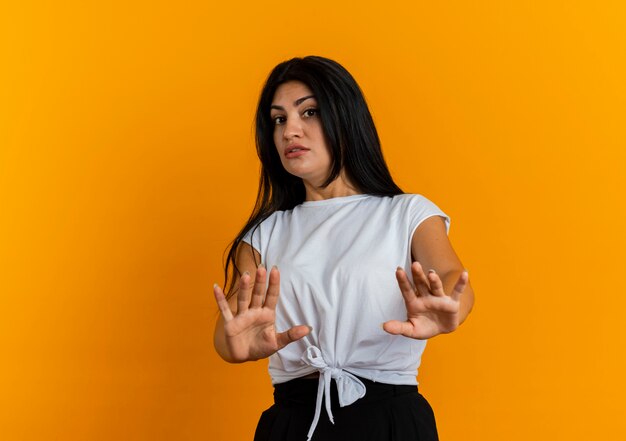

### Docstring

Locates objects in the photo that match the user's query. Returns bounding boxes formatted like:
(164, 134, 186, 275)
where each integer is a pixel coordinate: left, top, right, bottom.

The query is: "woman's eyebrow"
(270, 95, 316, 111)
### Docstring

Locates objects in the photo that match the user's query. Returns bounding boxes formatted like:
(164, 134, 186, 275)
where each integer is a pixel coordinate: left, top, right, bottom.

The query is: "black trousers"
(254, 376, 439, 441)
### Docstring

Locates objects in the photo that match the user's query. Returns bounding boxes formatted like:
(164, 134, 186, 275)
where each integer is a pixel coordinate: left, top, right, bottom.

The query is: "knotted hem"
(300, 345, 367, 440)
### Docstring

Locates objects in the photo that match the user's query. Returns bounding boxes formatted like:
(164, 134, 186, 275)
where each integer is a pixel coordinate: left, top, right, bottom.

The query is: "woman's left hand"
(382, 261, 469, 339)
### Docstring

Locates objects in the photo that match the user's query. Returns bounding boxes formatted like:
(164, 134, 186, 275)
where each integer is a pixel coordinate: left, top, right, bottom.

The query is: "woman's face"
(270, 81, 332, 186)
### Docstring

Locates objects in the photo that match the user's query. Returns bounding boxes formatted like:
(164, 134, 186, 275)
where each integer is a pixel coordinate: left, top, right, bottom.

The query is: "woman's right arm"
(213, 242, 311, 363)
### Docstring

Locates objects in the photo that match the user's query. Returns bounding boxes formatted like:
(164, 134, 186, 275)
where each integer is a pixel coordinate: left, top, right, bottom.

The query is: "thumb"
(276, 325, 311, 350)
(382, 320, 414, 336)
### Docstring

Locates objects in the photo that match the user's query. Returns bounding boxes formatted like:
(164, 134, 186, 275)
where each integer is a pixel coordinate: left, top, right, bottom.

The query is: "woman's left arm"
(382, 215, 475, 339)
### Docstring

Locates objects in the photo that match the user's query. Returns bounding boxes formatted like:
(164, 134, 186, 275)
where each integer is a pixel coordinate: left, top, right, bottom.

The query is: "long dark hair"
(223, 55, 403, 297)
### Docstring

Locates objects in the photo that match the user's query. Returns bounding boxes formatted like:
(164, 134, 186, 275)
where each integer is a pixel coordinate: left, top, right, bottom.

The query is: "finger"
(276, 325, 311, 350)
(263, 266, 281, 310)
(450, 270, 469, 302)
(213, 283, 234, 321)
(382, 320, 415, 337)
(427, 269, 445, 297)
(249, 265, 267, 309)
(411, 261, 432, 297)
(396, 267, 418, 304)
(237, 271, 252, 314)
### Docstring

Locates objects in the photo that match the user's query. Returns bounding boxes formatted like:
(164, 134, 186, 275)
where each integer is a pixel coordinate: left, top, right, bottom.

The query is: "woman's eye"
(272, 116, 286, 125)
(303, 108, 318, 117)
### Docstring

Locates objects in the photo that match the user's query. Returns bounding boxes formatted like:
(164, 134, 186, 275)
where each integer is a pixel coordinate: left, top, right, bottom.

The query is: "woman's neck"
(303, 172, 360, 201)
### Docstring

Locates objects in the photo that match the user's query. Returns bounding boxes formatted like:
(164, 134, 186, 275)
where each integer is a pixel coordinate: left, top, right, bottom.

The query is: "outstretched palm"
(214, 266, 310, 362)
(383, 261, 469, 340)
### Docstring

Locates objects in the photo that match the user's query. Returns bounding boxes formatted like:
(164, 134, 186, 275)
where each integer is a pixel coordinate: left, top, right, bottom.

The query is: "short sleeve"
(240, 212, 279, 256)
(241, 224, 262, 254)
(407, 195, 451, 239)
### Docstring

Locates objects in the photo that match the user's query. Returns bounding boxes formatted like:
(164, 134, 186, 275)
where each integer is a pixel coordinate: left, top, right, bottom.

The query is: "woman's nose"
(283, 116, 304, 139)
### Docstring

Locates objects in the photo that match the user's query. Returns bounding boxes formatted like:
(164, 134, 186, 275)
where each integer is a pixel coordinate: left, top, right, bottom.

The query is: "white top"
(242, 193, 450, 440)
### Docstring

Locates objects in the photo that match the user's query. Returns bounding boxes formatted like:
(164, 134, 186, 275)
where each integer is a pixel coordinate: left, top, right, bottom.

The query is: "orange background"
(1, 1, 625, 440)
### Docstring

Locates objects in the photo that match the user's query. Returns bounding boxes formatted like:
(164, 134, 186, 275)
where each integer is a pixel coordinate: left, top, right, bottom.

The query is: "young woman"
(213, 56, 474, 441)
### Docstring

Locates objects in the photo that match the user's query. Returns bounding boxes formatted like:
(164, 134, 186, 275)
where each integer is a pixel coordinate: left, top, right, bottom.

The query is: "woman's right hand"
(213, 265, 311, 363)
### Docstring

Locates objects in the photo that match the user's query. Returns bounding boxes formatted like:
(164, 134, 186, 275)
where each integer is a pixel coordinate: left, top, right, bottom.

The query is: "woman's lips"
(284, 145, 310, 159)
